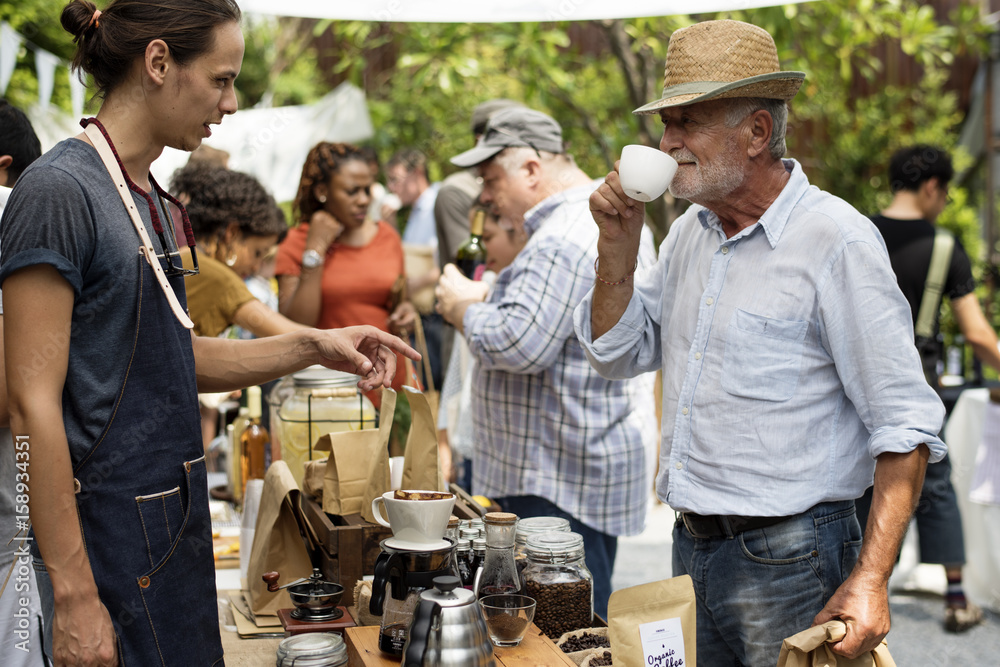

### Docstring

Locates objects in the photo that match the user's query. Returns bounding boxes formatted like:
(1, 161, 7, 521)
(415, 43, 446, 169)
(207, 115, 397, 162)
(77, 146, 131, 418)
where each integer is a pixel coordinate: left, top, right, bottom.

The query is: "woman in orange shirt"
(276, 142, 416, 400)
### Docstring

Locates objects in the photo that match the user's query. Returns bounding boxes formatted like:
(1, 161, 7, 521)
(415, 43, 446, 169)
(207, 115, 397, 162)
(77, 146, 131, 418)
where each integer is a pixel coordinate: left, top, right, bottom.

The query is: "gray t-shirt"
(0, 138, 183, 464)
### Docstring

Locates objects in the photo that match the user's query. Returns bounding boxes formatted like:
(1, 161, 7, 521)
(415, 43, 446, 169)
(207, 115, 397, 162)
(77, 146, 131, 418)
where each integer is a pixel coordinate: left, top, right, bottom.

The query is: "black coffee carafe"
(370, 538, 459, 656)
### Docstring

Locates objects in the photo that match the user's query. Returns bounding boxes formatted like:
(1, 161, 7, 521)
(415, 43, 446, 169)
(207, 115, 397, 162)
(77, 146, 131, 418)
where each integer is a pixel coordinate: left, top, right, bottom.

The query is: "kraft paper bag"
(778, 621, 896, 667)
(313, 389, 396, 522)
(400, 386, 446, 492)
(301, 459, 326, 502)
(403, 242, 437, 315)
(607, 575, 697, 667)
(246, 461, 312, 617)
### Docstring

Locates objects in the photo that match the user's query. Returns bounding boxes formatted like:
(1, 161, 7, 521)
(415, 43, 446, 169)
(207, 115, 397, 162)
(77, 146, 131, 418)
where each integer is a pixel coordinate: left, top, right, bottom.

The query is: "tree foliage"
(314, 1, 988, 246)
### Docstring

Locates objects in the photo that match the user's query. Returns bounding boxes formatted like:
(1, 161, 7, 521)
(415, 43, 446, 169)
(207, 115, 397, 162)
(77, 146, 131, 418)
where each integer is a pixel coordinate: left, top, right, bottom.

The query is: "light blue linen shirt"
(574, 159, 946, 517)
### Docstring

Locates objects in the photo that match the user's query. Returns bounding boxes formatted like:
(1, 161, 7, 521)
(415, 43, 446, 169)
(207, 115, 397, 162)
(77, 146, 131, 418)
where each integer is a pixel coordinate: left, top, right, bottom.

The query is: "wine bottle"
(240, 386, 270, 497)
(455, 209, 487, 280)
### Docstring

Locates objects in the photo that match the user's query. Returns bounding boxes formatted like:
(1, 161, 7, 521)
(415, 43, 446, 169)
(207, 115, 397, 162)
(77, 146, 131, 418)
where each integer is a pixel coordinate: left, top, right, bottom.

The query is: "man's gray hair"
(724, 97, 788, 159)
(493, 146, 570, 175)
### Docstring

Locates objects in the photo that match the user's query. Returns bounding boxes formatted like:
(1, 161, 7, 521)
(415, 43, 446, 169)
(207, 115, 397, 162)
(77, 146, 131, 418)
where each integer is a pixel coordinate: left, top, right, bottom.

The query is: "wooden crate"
(344, 623, 575, 666)
(299, 497, 390, 607)
(299, 495, 485, 607)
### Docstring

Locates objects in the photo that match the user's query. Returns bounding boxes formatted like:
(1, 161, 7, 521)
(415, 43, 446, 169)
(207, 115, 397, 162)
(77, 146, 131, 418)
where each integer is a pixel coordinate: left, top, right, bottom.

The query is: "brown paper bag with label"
(777, 621, 895, 667)
(246, 461, 312, 617)
(400, 386, 446, 492)
(607, 575, 697, 667)
(312, 389, 396, 521)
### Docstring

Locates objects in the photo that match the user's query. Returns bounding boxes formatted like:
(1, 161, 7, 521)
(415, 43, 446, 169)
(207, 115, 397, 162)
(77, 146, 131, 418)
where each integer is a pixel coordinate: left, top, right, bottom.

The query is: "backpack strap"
(915, 228, 955, 340)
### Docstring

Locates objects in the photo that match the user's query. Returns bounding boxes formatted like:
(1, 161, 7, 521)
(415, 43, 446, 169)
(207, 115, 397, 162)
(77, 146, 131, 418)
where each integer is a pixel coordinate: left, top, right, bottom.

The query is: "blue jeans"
(672, 500, 862, 667)
(492, 495, 617, 620)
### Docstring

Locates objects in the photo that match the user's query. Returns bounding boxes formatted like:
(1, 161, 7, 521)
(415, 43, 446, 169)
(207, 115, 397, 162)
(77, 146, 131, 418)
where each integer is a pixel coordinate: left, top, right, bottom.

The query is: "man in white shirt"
(576, 21, 945, 666)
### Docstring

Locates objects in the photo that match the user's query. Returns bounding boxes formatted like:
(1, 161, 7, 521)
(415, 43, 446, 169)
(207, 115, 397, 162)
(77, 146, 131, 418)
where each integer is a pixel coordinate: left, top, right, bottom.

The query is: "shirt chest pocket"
(721, 309, 808, 402)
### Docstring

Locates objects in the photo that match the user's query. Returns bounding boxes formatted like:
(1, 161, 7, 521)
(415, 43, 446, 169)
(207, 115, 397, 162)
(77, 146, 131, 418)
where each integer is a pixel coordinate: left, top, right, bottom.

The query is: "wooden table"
(344, 623, 574, 666)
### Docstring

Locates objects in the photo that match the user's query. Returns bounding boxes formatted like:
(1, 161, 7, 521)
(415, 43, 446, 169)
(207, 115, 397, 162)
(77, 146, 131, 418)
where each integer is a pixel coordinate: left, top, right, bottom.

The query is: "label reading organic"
(638, 616, 685, 667)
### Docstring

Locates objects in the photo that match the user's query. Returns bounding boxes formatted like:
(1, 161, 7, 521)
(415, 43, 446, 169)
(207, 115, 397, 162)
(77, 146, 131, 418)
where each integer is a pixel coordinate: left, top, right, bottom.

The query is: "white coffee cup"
(371, 490, 455, 548)
(618, 144, 678, 202)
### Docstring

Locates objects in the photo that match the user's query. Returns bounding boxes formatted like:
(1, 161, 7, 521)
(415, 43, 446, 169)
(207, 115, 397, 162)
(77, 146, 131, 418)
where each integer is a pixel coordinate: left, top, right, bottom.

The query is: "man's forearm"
(855, 445, 930, 585)
(193, 330, 319, 393)
(13, 406, 100, 604)
(591, 241, 637, 339)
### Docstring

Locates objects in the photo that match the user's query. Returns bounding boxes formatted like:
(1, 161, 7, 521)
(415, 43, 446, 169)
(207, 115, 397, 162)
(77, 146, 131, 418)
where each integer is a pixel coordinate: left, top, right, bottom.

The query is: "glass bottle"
(446, 515, 461, 542)
(455, 541, 474, 588)
(523, 531, 593, 638)
(229, 406, 251, 504)
(475, 512, 522, 598)
(240, 385, 269, 496)
(455, 209, 487, 280)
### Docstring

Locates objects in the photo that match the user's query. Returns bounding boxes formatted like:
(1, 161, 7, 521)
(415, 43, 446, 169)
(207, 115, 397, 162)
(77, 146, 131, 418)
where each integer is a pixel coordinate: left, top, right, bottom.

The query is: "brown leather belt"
(680, 512, 790, 539)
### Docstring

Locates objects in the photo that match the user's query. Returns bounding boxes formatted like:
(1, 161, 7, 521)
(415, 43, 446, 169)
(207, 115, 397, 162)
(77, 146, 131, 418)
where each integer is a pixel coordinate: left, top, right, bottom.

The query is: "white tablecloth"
(942, 388, 1000, 612)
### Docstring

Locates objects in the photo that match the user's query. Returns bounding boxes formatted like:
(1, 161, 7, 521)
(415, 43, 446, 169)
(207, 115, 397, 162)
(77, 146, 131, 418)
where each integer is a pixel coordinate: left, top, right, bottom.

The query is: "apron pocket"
(135, 456, 222, 666)
(135, 486, 184, 570)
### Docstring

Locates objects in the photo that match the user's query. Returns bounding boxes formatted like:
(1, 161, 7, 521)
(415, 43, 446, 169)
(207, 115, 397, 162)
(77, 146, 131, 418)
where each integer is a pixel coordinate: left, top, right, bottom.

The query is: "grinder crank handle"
(262, 571, 309, 592)
(262, 571, 282, 592)
(260, 572, 284, 593)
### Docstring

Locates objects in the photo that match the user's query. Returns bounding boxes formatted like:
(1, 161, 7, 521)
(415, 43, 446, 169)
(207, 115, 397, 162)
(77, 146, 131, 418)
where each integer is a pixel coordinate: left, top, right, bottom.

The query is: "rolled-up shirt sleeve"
(817, 238, 947, 462)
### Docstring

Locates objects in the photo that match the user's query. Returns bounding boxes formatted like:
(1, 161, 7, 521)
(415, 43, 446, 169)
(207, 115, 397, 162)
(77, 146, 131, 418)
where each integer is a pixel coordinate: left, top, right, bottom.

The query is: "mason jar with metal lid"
(275, 632, 348, 666)
(523, 531, 593, 639)
(269, 366, 376, 488)
(513, 516, 571, 576)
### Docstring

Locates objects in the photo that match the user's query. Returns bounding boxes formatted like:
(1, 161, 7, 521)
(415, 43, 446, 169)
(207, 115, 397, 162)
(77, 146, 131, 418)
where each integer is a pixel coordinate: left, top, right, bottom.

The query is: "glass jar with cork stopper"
(474, 512, 522, 598)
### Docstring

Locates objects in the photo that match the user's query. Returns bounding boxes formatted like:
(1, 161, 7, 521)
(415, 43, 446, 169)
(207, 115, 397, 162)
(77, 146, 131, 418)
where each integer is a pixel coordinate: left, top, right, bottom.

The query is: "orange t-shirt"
(276, 221, 410, 398)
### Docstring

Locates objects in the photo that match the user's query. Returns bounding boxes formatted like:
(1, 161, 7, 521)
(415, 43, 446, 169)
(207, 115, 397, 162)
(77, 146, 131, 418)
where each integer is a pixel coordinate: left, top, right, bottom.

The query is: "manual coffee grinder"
(263, 568, 357, 636)
(369, 538, 459, 656)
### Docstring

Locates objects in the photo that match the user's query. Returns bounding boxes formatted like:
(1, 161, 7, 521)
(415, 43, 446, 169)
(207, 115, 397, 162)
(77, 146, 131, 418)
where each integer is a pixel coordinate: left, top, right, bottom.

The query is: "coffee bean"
(560, 632, 610, 653)
(525, 578, 593, 638)
(589, 650, 613, 666)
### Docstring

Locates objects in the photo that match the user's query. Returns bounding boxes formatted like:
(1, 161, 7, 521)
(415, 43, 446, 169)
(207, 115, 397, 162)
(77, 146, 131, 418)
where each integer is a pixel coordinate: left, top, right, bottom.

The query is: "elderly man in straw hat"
(575, 19, 946, 665)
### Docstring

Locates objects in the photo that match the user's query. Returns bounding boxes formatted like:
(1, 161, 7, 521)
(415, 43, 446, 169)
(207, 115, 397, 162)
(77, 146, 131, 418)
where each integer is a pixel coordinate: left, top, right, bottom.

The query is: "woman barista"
(0, 2, 418, 665)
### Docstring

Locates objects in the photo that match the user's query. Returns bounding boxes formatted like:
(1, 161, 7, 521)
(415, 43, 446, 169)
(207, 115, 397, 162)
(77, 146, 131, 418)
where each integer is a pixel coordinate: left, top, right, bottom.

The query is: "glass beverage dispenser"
(269, 366, 376, 487)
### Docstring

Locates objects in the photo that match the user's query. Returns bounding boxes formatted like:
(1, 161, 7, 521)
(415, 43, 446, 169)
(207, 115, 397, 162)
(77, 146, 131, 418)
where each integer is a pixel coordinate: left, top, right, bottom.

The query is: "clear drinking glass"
(479, 594, 536, 647)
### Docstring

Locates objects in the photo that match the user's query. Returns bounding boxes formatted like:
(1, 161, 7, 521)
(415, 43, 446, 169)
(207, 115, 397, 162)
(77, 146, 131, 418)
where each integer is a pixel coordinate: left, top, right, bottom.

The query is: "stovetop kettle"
(402, 575, 496, 667)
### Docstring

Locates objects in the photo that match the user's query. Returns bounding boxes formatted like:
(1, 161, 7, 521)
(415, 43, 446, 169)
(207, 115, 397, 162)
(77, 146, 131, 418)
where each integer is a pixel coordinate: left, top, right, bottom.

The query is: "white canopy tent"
(14, 0, 813, 201)
(237, 0, 812, 23)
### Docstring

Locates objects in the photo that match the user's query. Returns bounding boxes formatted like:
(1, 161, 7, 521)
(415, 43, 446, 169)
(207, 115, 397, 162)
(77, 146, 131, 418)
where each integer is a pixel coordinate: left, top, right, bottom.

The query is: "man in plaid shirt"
(436, 107, 657, 618)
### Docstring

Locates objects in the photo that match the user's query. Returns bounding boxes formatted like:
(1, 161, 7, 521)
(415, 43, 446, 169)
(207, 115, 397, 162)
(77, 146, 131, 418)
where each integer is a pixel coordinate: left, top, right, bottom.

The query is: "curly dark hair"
(293, 142, 368, 224)
(169, 163, 286, 242)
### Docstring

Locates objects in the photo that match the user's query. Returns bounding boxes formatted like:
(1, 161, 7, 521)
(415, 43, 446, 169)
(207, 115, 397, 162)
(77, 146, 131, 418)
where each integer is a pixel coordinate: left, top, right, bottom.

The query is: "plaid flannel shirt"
(463, 182, 657, 537)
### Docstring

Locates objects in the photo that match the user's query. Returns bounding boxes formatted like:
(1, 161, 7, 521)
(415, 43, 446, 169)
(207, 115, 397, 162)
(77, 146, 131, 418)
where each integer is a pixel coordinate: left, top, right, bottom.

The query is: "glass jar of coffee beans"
(523, 531, 593, 638)
(514, 516, 571, 580)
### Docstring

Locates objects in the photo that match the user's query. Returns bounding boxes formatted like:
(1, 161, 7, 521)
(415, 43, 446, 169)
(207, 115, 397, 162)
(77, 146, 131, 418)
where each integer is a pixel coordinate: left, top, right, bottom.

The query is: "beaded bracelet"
(594, 258, 638, 286)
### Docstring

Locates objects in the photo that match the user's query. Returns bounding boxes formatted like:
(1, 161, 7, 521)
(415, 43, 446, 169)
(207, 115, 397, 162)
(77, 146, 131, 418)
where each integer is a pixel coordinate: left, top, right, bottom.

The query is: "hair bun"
(61, 0, 99, 42)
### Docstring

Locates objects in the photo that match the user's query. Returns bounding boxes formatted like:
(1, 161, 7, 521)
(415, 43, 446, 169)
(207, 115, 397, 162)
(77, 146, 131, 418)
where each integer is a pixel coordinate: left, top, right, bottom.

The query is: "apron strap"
(83, 123, 194, 330)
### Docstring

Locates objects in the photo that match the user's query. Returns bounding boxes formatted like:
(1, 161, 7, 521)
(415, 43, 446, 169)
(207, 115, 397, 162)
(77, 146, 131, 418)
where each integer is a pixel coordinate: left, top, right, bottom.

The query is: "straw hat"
(634, 20, 805, 115)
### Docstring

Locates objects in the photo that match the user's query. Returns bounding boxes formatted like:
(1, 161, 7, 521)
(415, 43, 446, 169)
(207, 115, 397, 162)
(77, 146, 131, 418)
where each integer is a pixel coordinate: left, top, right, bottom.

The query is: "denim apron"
(72, 251, 224, 666)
